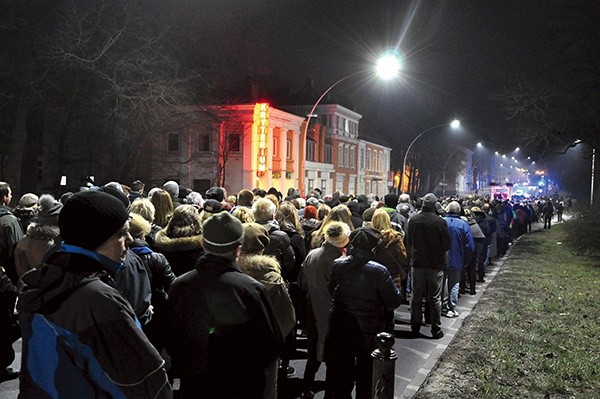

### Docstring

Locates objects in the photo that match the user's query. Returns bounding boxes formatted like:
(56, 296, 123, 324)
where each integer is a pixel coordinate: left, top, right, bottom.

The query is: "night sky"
(175, 1, 599, 196)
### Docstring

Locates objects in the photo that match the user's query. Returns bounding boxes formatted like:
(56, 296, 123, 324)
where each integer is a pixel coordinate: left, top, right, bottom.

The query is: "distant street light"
(400, 119, 461, 194)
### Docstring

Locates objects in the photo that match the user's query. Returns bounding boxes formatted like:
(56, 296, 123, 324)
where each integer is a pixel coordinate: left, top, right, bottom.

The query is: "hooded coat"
(237, 254, 296, 336)
(17, 251, 170, 398)
(153, 229, 203, 276)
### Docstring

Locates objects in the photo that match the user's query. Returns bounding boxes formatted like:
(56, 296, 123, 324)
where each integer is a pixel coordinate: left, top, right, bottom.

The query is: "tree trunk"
(5, 100, 31, 196)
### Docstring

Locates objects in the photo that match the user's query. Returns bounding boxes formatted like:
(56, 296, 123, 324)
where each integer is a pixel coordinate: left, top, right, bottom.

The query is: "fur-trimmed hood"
(236, 254, 284, 288)
(153, 229, 203, 253)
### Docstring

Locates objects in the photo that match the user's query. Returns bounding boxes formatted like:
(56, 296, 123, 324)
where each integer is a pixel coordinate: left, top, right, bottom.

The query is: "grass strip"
(414, 223, 600, 399)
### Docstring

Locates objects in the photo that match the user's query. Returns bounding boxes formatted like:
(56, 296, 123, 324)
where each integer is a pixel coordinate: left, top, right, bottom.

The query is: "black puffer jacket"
(130, 238, 176, 306)
(327, 248, 402, 349)
(257, 221, 296, 282)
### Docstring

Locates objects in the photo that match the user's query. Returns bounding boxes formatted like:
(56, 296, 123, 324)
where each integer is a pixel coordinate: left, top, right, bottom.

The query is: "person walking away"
(442, 202, 474, 317)
(556, 201, 564, 222)
(326, 227, 402, 399)
(407, 193, 451, 339)
(297, 221, 350, 398)
(167, 212, 284, 399)
(543, 199, 554, 229)
(0, 182, 24, 284)
(17, 190, 171, 398)
(237, 222, 296, 399)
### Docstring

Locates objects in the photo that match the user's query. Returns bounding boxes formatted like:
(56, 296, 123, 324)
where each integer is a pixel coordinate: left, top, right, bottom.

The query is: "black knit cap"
(202, 212, 245, 254)
(59, 191, 130, 251)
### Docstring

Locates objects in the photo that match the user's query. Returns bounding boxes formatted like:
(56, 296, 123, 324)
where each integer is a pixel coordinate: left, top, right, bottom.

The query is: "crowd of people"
(0, 179, 569, 398)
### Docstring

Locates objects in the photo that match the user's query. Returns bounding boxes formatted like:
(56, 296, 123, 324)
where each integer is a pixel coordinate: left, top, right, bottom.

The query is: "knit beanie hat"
(99, 185, 130, 212)
(202, 211, 245, 254)
(241, 222, 270, 254)
(304, 205, 318, 220)
(59, 191, 129, 250)
(348, 227, 380, 251)
(324, 221, 351, 248)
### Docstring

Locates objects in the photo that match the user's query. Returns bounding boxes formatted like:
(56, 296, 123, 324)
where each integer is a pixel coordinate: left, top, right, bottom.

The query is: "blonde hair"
(276, 201, 303, 236)
(130, 198, 156, 224)
(252, 197, 277, 222)
(265, 194, 280, 210)
(166, 205, 202, 238)
(232, 207, 255, 223)
(151, 189, 173, 228)
(371, 208, 393, 232)
(129, 213, 152, 239)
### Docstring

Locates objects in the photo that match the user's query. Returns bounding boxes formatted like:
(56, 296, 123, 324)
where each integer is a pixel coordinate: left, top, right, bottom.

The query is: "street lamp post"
(400, 119, 460, 194)
(301, 53, 401, 195)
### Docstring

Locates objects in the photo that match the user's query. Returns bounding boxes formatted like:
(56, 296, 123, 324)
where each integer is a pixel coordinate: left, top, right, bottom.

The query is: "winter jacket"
(114, 250, 153, 326)
(327, 248, 402, 350)
(237, 254, 296, 336)
(0, 206, 24, 283)
(153, 229, 203, 276)
(374, 229, 408, 280)
(406, 210, 451, 270)
(443, 214, 475, 270)
(257, 220, 296, 282)
(167, 253, 284, 398)
(18, 249, 170, 398)
(298, 242, 345, 361)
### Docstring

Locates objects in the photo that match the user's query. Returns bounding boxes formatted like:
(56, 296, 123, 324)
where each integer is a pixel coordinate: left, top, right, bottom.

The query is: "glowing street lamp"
(400, 119, 461, 193)
(301, 52, 401, 193)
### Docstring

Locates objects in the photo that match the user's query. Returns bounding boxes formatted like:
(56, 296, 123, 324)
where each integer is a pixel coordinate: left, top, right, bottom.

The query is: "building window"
(321, 179, 327, 191)
(227, 132, 240, 152)
(273, 137, 279, 158)
(193, 179, 211, 194)
(338, 144, 343, 167)
(325, 144, 333, 163)
(308, 179, 314, 190)
(360, 148, 365, 169)
(286, 139, 292, 159)
(344, 118, 349, 133)
(198, 133, 210, 152)
(372, 151, 377, 171)
(366, 149, 371, 169)
(350, 147, 355, 168)
(306, 140, 315, 161)
(344, 147, 349, 168)
(168, 133, 179, 152)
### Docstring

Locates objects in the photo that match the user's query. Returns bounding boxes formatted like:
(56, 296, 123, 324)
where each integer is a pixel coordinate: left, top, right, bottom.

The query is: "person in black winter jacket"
(128, 213, 176, 353)
(326, 227, 402, 399)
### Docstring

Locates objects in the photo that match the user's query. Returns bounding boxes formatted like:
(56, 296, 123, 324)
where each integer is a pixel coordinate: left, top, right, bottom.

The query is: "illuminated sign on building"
(254, 103, 269, 177)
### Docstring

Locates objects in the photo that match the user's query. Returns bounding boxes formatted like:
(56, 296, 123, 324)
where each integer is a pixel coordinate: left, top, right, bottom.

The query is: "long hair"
(151, 189, 173, 228)
(276, 201, 303, 237)
(371, 208, 393, 232)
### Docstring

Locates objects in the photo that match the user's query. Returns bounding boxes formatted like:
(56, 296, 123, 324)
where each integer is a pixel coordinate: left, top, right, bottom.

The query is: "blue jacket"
(443, 214, 475, 271)
(17, 248, 171, 398)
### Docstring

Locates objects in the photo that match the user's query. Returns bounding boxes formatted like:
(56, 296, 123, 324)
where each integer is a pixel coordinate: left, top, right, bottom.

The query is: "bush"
(562, 204, 600, 255)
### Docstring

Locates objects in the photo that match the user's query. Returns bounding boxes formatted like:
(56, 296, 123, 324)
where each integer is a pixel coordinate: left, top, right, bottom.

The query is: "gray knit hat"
(202, 212, 245, 254)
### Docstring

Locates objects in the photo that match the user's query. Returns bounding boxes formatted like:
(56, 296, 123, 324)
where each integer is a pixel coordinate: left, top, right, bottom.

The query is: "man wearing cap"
(17, 190, 171, 398)
(167, 212, 284, 398)
(406, 193, 451, 339)
(0, 182, 24, 284)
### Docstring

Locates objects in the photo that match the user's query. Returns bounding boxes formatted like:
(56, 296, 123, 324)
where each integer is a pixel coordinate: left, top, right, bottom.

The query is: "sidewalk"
(288, 247, 514, 399)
